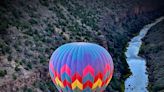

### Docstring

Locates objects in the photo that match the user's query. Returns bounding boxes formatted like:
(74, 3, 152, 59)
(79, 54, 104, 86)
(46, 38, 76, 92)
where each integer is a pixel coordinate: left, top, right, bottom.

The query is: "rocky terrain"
(0, 0, 164, 92)
(140, 20, 164, 92)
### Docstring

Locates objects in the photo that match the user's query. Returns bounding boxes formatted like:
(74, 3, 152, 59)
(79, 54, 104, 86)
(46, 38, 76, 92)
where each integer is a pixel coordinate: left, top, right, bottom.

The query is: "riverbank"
(139, 20, 164, 92)
(125, 16, 164, 92)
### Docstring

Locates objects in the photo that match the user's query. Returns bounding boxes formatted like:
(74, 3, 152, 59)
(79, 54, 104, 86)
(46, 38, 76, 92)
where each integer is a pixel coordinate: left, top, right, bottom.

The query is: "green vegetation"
(0, 70, 7, 77)
(12, 74, 17, 80)
(40, 56, 47, 63)
(15, 65, 20, 71)
(39, 0, 49, 6)
(46, 81, 57, 92)
(23, 86, 33, 92)
(29, 18, 38, 25)
(0, 42, 11, 55)
(7, 55, 12, 61)
(140, 43, 146, 54)
(27, 62, 32, 69)
(33, 81, 49, 91)
(24, 28, 35, 36)
(0, 20, 8, 30)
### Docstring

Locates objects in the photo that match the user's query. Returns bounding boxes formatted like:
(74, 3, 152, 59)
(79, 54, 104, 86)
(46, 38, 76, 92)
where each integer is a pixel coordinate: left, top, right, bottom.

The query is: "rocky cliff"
(140, 20, 164, 92)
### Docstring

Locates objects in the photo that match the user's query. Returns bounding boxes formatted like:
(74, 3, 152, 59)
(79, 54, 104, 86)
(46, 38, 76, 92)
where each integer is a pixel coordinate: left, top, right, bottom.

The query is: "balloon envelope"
(49, 42, 114, 92)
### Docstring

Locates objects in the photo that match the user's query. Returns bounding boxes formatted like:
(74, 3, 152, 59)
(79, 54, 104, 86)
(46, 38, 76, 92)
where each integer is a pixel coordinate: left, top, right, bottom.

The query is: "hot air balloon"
(49, 42, 114, 92)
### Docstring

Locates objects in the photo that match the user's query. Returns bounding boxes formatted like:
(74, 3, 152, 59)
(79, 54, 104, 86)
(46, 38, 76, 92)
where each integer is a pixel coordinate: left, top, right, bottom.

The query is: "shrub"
(43, 37, 52, 43)
(40, 56, 46, 63)
(15, 65, 20, 71)
(19, 61, 23, 65)
(38, 82, 49, 91)
(68, 25, 76, 32)
(7, 55, 12, 61)
(45, 24, 54, 35)
(39, 0, 49, 6)
(46, 81, 57, 92)
(0, 20, 8, 30)
(33, 35, 40, 42)
(97, 31, 101, 35)
(23, 86, 33, 92)
(29, 18, 38, 25)
(1, 45, 11, 55)
(12, 10, 20, 19)
(24, 40, 33, 46)
(27, 62, 32, 69)
(20, 21, 31, 29)
(0, 70, 7, 77)
(84, 36, 89, 41)
(22, 59, 26, 64)
(75, 36, 81, 40)
(12, 74, 17, 80)
(24, 28, 34, 36)
(58, 19, 67, 27)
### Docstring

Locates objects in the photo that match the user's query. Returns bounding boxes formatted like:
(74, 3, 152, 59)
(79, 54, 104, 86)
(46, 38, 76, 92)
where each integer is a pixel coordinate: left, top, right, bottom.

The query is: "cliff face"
(0, 0, 163, 91)
(140, 20, 164, 92)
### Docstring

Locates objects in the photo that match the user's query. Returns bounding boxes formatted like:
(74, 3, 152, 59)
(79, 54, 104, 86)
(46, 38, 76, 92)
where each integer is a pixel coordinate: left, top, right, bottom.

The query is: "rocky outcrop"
(139, 20, 164, 92)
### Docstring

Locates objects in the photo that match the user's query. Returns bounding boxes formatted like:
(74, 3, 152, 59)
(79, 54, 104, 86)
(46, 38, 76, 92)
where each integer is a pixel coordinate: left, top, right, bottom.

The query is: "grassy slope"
(0, 0, 163, 91)
(140, 20, 164, 92)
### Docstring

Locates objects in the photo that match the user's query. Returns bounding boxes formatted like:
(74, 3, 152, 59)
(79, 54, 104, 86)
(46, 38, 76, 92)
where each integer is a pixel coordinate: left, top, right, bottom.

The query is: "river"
(124, 17, 164, 92)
